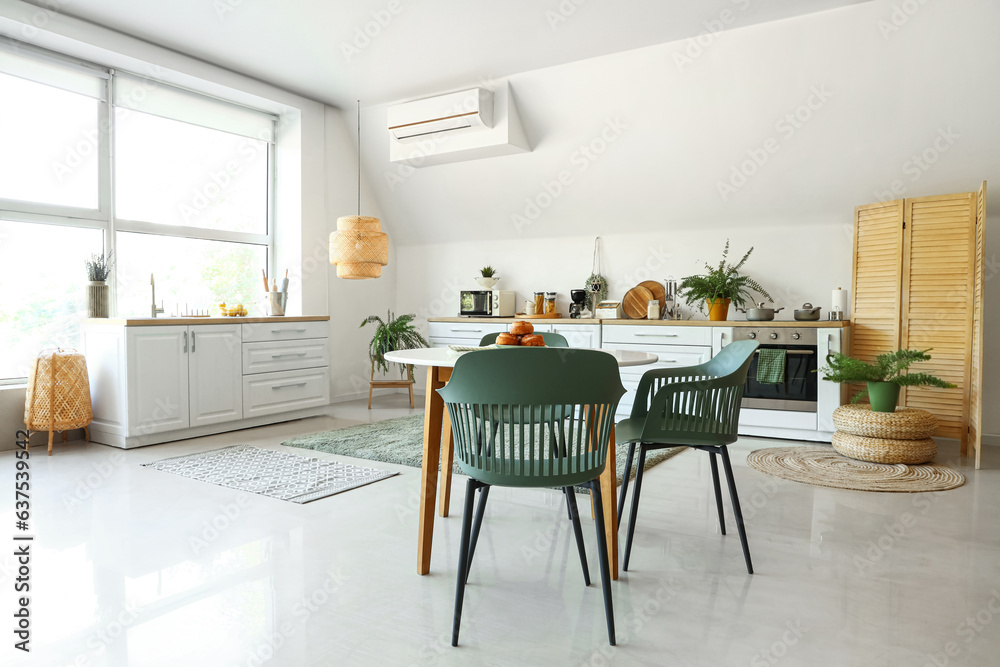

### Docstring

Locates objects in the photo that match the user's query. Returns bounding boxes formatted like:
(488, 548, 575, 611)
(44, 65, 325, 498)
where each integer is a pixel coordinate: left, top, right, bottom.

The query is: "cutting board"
(639, 280, 667, 317)
(622, 285, 655, 319)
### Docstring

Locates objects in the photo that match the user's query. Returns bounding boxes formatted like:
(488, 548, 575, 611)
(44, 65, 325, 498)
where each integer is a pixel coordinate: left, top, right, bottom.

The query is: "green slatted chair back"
(630, 340, 758, 447)
(478, 332, 569, 347)
(438, 348, 625, 488)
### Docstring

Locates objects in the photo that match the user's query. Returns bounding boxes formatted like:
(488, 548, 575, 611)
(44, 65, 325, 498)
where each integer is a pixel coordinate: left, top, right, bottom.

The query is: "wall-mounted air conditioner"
(387, 88, 493, 141)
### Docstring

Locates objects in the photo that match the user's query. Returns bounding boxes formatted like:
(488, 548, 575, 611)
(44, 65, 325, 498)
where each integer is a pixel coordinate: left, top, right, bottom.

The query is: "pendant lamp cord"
(356, 99, 361, 217)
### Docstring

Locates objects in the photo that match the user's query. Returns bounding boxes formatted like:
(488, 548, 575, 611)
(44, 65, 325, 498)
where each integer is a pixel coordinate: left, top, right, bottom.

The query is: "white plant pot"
(87, 281, 110, 318)
(476, 277, 499, 289)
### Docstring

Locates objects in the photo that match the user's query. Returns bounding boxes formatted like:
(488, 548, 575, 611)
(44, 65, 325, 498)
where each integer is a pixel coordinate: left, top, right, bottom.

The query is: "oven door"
(742, 345, 818, 412)
(460, 291, 493, 316)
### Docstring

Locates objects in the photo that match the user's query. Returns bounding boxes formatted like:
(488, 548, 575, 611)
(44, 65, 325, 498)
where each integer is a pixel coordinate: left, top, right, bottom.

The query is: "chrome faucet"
(150, 273, 164, 318)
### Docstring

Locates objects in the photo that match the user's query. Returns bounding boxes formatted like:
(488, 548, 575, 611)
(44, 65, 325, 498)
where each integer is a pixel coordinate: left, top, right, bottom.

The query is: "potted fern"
(817, 349, 956, 412)
(360, 311, 429, 378)
(678, 241, 771, 321)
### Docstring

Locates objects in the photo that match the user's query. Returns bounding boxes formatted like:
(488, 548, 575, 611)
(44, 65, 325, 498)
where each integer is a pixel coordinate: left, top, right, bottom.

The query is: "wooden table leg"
(438, 409, 455, 517)
(599, 422, 619, 580)
(418, 365, 446, 575)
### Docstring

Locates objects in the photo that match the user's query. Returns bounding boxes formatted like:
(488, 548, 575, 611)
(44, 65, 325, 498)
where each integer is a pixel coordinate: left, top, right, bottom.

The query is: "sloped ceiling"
(19, 0, 868, 107)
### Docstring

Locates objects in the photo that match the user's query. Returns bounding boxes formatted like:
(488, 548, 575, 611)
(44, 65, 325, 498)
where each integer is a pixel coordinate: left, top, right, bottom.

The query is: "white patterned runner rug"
(141, 445, 399, 503)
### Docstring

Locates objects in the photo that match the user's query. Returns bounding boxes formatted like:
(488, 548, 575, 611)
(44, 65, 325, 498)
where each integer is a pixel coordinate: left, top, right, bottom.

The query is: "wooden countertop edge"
(84, 316, 330, 326)
(428, 317, 850, 328)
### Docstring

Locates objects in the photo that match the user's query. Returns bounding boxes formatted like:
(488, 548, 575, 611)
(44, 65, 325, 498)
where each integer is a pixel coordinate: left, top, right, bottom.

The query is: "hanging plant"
(586, 237, 609, 303)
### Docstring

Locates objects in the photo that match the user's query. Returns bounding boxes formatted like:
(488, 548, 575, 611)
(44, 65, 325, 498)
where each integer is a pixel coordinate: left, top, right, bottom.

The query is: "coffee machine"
(569, 289, 587, 319)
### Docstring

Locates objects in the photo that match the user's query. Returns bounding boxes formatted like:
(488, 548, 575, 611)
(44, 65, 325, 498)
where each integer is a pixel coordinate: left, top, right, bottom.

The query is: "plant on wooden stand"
(360, 311, 429, 380)
(817, 348, 956, 412)
(678, 240, 771, 321)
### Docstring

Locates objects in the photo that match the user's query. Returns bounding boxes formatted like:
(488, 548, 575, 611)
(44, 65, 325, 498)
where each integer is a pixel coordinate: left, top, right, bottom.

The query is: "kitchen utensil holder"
(267, 291, 287, 316)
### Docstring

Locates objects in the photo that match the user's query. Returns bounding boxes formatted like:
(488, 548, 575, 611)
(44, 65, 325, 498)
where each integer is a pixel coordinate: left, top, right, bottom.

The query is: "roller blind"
(114, 72, 276, 142)
(0, 38, 107, 99)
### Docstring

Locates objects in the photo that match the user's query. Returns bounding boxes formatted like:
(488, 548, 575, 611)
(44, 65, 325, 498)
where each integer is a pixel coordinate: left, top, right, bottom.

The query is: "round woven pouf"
(832, 431, 937, 465)
(832, 404, 937, 439)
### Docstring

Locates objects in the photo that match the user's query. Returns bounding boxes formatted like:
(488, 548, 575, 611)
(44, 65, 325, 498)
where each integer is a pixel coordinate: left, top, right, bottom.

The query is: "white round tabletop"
(384, 347, 657, 369)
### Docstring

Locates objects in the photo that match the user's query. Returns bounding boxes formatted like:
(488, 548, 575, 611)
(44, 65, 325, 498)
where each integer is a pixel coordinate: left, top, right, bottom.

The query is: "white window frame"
(0, 40, 277, 383)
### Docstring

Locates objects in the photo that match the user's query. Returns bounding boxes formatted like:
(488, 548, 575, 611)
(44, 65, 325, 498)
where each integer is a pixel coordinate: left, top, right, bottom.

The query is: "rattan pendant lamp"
(330, 100, 389, 279)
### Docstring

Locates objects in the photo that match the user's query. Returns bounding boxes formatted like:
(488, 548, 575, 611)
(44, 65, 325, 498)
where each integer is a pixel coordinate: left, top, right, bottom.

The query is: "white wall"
(387, 0, 1000, 438)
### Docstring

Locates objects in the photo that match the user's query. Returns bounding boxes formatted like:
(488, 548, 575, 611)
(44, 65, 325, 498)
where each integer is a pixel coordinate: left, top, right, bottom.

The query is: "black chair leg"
(588, 481, 616, 646)
(622, 445, 647, 572)
(564, 487, 591, 586)
(453, 478, 479, 646)
(617, 443, 636, 529)
(720, 447, 753, 575)
(466, 485, 491, 577)
(709, 451, 726, 536)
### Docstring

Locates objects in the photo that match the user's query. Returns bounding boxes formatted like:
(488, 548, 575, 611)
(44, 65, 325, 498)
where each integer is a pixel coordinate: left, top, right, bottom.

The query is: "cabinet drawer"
(242, 320, 328, 343)
(428, 322, 507, 342)
(243, 338, 329, 375)
(605, 343, 712, 377)
(243, 368, 330, 418)
(602, 325, 711, 346)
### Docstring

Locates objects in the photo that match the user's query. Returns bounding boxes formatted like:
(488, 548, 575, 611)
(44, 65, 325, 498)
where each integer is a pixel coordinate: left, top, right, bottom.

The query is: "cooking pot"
(736, 302, 784, 321)
(794, 302, 822, 321)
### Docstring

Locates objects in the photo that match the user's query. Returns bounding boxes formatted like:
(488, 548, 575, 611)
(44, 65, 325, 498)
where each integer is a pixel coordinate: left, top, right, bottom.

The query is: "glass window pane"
(0, 220, 103, 380)
(116, 232, 267, 317)
(0, 73, 100, 209)
(115, 110, 268, 234)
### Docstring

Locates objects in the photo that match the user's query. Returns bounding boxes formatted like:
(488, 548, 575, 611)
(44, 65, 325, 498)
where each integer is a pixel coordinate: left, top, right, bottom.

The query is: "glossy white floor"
(4, 395, 999, 666)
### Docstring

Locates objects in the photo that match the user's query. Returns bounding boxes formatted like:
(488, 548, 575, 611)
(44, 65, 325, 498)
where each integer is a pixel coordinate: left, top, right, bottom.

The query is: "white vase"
(476, 276, 499, 289)
(87, 281, 109, 318)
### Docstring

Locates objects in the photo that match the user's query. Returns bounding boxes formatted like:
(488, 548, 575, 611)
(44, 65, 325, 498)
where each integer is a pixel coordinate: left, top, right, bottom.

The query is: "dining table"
(384, 345, 657, 579)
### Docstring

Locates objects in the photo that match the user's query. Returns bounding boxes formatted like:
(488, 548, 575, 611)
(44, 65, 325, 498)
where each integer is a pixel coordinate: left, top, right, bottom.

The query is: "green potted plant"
(678, 241, 771, 321)
(85, 250, 114, 318)
(817, 348, 956, 412)
(360, 311, 429, 378)
(476, 265, 499, 289)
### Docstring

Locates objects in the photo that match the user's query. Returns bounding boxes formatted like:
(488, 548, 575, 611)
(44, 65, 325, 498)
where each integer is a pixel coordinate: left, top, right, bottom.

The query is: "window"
(0, 39, 277, 381)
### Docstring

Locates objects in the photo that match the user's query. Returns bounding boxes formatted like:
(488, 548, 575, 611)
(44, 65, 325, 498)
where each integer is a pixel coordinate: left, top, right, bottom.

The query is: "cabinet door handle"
(449, 328, 483, 333)
(191, 331, 196, 353)
(271, 352, 307, 359)
(183, 331, 188, 353)
(635, 333, 679, 338)
(658, 359, 678, 363)
(272, 382, 307, 389)
(271, 328, 307, 334)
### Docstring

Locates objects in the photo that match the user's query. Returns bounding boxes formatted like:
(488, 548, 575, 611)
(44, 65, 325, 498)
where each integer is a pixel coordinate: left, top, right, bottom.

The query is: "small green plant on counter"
(678, 240, 771, 311)
(361, 311, 429, 377)
(480, 265, 497, 278)
(818, 349, 956, 403)
(85, 250, 114, 282)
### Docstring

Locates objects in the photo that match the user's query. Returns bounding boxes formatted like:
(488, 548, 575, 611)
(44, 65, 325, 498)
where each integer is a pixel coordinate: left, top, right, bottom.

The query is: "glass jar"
(533, 292, 545, 315)
(544, 292, 557, 314)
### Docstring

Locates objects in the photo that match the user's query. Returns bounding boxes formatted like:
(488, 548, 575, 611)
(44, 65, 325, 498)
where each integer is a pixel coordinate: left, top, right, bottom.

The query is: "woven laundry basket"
(832, 404, 937, 440)
(24, 349, 92, 455)
(832, 431, 937, 465)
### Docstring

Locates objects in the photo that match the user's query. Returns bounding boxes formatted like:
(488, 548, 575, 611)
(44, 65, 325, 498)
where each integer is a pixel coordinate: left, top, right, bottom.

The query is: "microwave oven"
(459, 290, 516, 317)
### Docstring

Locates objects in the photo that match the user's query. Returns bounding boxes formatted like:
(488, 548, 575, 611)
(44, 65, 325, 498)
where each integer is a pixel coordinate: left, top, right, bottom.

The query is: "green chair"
(479, 331, 569, 347)
(438, 348, 625, 647)
(616, 340, 759, 574)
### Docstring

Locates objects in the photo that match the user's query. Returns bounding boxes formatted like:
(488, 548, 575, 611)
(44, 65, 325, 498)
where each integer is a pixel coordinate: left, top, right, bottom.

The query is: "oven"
(731, 327, 817, 413)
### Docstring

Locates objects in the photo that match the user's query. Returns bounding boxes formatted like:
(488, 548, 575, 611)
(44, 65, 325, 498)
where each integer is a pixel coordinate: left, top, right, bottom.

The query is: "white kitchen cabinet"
(126, 326, 189, 436)
(84, 318, 330, 448)
(189, 325, 243, 428)
(552, 323, 601, 348)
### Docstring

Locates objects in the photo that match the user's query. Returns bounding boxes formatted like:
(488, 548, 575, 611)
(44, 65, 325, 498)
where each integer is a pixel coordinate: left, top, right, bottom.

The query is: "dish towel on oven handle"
(755, 348, 786, 384)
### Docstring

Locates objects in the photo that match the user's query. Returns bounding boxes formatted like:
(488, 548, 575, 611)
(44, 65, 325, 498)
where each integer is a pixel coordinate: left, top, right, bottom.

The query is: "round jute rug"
(746, 446, 965, 493)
